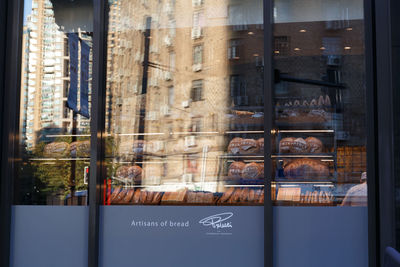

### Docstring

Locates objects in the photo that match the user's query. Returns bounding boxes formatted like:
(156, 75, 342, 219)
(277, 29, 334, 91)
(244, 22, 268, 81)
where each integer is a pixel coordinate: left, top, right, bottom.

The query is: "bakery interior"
(15, 0, 367, 208)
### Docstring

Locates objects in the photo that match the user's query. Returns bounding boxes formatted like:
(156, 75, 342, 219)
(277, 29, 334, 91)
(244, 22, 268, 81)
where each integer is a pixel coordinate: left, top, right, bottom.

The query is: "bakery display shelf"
(272, 153, 335, 158)
(274, 177, 336, 183)
(111, 176, 136, 184)
(220, 154, 264, 159)
(274, 121, 333, 130)
(273, 201, 335, 206)
(217, 202, 264, 206)
(29, 157, 90, 161)
(273, 129, 335, 134)
(272, 181, 333, 184)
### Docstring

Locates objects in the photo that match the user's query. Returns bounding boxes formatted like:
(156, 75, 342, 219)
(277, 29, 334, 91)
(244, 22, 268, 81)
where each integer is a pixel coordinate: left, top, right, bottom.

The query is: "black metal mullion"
(0, 0, 24, 266)
(364, 0, 381, 266)
(88, 0, 108, 267)
(264, 0, 273, 267)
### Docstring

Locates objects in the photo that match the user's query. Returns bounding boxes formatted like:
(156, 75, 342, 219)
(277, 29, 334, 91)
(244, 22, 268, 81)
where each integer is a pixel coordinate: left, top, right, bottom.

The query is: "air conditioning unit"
(181, 100, 190, 108)
(192, 0, 203, 7)
(134, 52, 143, 62)
(192, 63, 202, 72)
(164, 71, 173, 81)
(165, 3, 173, 15)
(182, 173, 193, 183)
(235, 96, 249, 106)
(191, 27, 202, 39)
(150, 45, 159, 54)
(160, 105, 171, 116)
(148, 77, 159, 87)
(115, 98, 123, 106)
(164, 35, 172, 47)
(185, 136, 196, 147)
(326, 55, 342, 66)
(146, 111, 158, 121)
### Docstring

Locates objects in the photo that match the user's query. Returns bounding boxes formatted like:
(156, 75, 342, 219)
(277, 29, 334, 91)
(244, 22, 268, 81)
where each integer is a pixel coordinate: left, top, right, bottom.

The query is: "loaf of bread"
(229, 188, 242, 203)
(139, 190, 148, 204)
(248, 189, 256, 202)
(127, 165, 142, 182)
(113, 189, 127, 204)
(228, 137, 242, 154)
(132, 189, 141, 204)
(161, 189, 188, 203)
(239, 188, 250, 202)
(219, 187, 235, 203)
(115, 166, 129, 178)
(305, 137, 324, 153)
(152, 192, 163, 204)
(228, 161, 246, 179)
(109, 186, 122, 203)
(257, 138, 264, 153)
(240, 139, 260, 154)
(44, 142, 70, 157)
(242, 162, 263, 179)
(122, 189, 135, 203)
(70, 140, 90, 157)
(291, 138, 309, 153)
(284, 158, 329, 179)
(187, 192, 197, 203)
(279, 137, 295, 153)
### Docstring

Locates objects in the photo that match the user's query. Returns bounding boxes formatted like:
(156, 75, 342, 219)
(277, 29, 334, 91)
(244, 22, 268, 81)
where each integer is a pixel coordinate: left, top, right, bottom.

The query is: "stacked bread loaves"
(70, 140, 90, 157)
(279, 137, 323, 153)
(228, 137, 263, 155)
(115, 165, 142, 183)
(228, 161, 264, 180)
(276, 95, 332, 123)
(43, 142, 70, 157)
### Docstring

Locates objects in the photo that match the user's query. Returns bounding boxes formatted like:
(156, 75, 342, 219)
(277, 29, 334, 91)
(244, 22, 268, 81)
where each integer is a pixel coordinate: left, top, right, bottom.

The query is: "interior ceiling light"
(299, 29, 306, 33)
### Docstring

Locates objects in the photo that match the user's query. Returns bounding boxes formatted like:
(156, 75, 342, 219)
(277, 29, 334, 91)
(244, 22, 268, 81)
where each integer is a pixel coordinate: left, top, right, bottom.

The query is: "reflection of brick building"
(105, 0, 264, 190)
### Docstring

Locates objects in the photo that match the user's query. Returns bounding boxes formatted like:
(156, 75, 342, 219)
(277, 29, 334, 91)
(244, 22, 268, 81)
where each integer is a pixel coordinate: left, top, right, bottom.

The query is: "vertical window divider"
(0, 0, 24, 266)
(264, 0, 273, 267)
(88, 1, 108, 267)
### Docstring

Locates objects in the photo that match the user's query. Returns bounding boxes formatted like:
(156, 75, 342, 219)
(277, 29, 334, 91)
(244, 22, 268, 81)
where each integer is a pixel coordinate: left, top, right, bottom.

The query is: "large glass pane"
(272, 1, 368, 266)
(104, 0, 264, 207)
(17, 0, 93, 205)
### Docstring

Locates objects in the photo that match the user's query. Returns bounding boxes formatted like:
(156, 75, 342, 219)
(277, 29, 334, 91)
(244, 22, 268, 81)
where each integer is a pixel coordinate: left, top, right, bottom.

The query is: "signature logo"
(199, 212, 233, 229)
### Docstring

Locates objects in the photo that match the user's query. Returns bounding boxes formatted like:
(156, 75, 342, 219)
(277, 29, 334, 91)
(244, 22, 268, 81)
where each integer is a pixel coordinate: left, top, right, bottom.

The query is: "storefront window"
(272, 0, 367, 207)
(16, 0, 93, 205)
(103, 0, 264, 206)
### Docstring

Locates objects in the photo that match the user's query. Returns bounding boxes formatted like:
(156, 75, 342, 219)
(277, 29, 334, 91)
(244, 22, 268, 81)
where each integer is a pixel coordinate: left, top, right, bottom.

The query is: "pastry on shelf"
(43, 142, 70, 158)
(279, 137, 295, 153)
(305, 137, 324, 153)
(291, 138, 309, 153)
(242, 162, 263, 179)
(283, 158, 329, 179)
(239, 138, 260, 154)
(257, 138, 264, 153)
(115, 165, 142, 183)
(228, 161, 246, 180)
(70, 140, 90, 157)
(228, 137, 242, 155)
